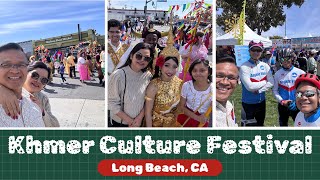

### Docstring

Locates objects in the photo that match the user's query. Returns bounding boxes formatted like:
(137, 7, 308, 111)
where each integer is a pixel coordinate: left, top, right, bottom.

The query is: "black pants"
(108, 119, 128, 127)
(278, 103, 299, 126)
(241, 101, 266, 126)
(69, 66, 76, 78)
(60, 73, 66, 82)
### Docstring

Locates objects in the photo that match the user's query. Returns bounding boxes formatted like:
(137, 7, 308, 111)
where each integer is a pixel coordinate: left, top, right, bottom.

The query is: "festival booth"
(216, 23, 272, 47)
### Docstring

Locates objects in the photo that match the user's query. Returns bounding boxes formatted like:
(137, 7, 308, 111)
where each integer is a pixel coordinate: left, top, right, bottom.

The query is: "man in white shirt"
(216, 55, 238, 127)
(0, 43, 44, 127)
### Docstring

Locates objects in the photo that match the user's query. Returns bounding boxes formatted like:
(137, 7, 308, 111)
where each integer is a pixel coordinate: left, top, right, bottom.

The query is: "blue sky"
(261, 0, 320, 38)
(0, 0, 105, 45)
(109, 0, 212, 17)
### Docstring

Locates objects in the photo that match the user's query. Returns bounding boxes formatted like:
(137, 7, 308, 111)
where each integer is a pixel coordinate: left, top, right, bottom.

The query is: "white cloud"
(0, 15, 97, 34)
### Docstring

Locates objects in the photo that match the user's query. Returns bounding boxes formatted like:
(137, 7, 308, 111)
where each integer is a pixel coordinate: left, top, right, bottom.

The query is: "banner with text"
(2, 130, 320, 179)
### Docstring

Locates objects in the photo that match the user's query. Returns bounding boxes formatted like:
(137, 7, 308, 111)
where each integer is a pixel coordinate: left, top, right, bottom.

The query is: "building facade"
(34, 29, 105, 52)
(17, 40, 33, 56)
(108, 8, 169, 22)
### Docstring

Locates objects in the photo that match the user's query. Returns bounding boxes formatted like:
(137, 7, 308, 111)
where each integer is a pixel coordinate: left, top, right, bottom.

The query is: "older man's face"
(216, 62, 239, 105)
(0, 49, 28, 92)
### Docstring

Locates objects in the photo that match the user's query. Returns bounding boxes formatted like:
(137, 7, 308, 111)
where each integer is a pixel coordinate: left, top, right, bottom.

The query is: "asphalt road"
(42, 70, 105, 100)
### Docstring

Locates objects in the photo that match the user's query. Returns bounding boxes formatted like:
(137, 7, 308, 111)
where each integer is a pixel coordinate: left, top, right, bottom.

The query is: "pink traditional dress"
(178, 43, 208, 81)
(78, 57, 90, 81)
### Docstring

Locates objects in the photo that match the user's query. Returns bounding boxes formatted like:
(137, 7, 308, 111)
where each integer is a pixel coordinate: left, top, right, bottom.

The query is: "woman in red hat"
(294, 73, 320, 127)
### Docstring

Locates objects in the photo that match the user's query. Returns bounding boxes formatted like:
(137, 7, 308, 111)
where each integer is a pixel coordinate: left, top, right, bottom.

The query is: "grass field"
(229, 85, 295, 127)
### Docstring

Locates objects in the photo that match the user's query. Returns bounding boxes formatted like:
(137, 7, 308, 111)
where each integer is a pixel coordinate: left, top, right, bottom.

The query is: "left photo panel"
(0, 0, 105, 127)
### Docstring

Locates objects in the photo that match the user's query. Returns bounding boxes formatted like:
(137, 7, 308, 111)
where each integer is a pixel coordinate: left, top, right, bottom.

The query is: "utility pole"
(144, 0, 153, 26)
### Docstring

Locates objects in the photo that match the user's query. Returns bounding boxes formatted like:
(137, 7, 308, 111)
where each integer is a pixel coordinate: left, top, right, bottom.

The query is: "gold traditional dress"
(151, 76, 183, 127)
(107, 42, 130, 74)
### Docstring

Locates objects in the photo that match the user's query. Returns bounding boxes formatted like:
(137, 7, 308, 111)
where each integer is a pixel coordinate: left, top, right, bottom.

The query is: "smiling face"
(282, 58, 292, 69)
(216, 62, 239, 105)
(160, 59, 178, 81)
(108, 26, 121, 45)
(0, 49, 28, 94)
(130, 49, 151, 72)
(144, 34, 158, 49)
(296, 81, 320, 117)
(249, 47, 263, 61)
(191, 62, 209, 83)
(23, 68, 49, 94)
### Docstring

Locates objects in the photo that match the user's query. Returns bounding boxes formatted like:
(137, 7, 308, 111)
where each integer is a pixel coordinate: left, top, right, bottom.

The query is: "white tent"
(216, 23, 272, 47)
(216, 26, 225, 37)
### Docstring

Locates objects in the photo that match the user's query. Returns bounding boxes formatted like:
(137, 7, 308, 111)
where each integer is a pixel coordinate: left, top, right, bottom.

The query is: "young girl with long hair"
(177, 59, 212, 127)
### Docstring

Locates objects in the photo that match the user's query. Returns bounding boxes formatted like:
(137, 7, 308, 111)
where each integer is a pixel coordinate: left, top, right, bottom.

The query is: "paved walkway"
(49, 98, 105, 127)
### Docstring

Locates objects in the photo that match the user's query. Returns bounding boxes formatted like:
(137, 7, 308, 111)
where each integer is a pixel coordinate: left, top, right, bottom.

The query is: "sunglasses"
(31, 71, 49, 85)
(109, 30, 121, 34)
(135, 53, 153, 62)
(250, 49, 262, 53)
(295, 90, 317, 99)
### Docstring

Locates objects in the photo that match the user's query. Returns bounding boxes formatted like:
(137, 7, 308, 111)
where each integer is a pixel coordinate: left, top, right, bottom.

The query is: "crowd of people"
(217, 41, 320, 127)
(32, 46, 105, 86)
(107, 16, 213, 128)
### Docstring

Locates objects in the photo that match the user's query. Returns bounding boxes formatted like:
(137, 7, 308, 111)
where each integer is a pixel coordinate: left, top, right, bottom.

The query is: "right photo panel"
(216, 0, 320, 127)
(107, 0, 213, 128)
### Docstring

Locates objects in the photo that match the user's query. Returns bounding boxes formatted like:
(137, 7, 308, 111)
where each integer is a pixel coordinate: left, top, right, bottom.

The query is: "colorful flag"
(178, 22, 185, 30)
(182, 4, 186, 12)
(176, 5, 180, 11)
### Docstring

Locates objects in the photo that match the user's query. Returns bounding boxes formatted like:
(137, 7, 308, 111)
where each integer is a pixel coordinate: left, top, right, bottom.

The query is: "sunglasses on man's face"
(135, 53, 153, 62)
(31, 71, 49, 85)
(295, 90, 317, 99)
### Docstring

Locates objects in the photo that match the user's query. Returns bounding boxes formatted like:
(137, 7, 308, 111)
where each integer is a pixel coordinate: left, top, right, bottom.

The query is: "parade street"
(42, 71, 105, 128)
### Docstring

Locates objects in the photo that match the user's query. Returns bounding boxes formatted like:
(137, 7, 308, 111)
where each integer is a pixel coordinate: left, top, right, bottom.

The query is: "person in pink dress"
(178, 31, 208, 82)
(78, 52, 91, 83)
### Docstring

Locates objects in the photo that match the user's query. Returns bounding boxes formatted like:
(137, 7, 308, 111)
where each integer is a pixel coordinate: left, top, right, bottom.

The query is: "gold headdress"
(155, 12, 180, 67)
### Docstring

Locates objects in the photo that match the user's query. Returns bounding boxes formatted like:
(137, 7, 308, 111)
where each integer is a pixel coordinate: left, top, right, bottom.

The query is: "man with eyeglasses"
(0, 43, 44, 127)
(273, 48, 305, 126)
(107, 19, 132, 76)
(216, 55, 239, 127)
(239, 41, 274, 126)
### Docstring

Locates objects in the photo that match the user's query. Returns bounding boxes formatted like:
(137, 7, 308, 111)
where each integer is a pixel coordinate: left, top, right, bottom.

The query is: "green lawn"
(229, 85, 295, 127)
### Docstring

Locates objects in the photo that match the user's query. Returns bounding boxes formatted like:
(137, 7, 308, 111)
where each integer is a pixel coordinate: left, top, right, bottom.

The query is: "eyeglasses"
(295, 90, 317, 99)
(135, 52, 153, 62)
(216, 74, 238, 82)
(250, 49, 262, 53)
(0, 63, 29, 69)
(108, 30, 121, 34)
(31, 71, 49, 85)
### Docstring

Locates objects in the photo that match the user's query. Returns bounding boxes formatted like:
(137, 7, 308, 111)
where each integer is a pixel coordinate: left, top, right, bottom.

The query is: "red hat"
(249, 41, 264, 50)
(295, 73, 320, 89)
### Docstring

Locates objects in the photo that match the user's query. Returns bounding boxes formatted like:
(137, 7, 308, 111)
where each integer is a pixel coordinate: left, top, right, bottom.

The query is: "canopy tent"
(216, 26, 225, 37)
(216, 23, 272, 47)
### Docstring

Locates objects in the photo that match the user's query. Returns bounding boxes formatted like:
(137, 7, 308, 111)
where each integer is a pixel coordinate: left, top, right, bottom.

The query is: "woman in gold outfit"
(144, 29, 182, 127)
